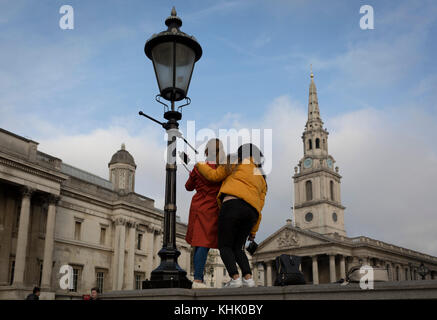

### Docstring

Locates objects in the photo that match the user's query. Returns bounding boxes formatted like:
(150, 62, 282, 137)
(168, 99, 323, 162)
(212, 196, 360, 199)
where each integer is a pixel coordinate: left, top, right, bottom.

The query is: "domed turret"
(108, 143, 136, 193)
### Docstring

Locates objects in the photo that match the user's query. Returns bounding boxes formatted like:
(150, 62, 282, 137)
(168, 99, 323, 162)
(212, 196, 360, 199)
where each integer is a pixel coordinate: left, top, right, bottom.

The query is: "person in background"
(26, 287, 40, 300)
(185, 138, 226, 289)
(90, 287, 99, 300)
(195, 143, 267, 288)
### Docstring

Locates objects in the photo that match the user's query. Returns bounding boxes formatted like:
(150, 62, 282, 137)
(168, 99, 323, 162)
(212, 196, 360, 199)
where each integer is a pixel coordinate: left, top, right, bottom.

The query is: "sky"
(1, 0, 437, 256)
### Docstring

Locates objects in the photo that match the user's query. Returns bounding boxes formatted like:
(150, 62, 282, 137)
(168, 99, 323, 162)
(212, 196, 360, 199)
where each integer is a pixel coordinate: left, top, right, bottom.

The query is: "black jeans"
(218, 198, 259, 278)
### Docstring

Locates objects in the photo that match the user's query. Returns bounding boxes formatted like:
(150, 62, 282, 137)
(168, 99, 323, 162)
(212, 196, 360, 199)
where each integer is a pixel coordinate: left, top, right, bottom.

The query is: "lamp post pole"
(141, 8, 202, 289)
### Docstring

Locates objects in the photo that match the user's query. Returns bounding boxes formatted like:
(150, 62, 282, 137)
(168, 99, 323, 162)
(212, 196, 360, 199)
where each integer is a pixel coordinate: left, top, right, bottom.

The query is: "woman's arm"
(185, 168, 197, 191)
(195, 162, 229, 182)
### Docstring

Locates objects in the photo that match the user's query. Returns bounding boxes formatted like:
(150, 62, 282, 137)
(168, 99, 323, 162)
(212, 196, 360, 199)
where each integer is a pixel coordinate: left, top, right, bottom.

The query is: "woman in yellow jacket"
(195, 143, 267, 288)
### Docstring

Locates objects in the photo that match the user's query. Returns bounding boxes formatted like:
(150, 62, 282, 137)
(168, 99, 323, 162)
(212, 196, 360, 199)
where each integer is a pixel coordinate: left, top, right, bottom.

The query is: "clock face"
(303, 158, 313, 168)
(305, 212, 313, 222)
(327, 159, 333, 168)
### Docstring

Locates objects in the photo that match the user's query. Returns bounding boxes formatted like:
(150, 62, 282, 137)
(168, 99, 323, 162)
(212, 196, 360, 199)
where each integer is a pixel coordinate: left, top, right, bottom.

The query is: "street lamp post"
(141, 7, 202, 289)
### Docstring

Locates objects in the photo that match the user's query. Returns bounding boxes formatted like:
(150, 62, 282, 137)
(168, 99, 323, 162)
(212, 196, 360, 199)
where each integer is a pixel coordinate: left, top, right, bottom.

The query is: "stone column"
(386, 262, 393, 281)
(186, 247, 191, 276)
(112, 216, 126, 290)
(124, 220, 137, 290)
(145, 226, 155, 279)
(339, 255, 346, 280)
(40, 195, 60, 289)
(266, 260, 273, 286)
(329, 254, 336, 283)
(13, 187, 34, 287)
(312, 255, 319, 285)
(252, 262, 258, 286)
(0, 194, 15, 285)
(153, 230, 163, 269)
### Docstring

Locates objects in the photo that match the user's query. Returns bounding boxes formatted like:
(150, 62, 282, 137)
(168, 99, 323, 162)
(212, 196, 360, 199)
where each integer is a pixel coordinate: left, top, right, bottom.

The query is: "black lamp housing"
(145, 7, 202, 102)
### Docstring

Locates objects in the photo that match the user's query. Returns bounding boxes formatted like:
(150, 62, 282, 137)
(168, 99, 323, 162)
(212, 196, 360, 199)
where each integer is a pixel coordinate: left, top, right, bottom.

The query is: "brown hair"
(205, 139, 226, 164)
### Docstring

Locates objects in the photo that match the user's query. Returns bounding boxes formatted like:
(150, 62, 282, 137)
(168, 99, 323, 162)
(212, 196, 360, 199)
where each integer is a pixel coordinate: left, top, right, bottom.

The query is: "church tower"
(292, 68, 346, 236)
(108, 143, 137, 194)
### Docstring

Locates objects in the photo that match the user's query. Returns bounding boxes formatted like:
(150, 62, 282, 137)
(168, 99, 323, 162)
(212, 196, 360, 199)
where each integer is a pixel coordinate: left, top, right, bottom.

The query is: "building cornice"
(294, 200, 346, 210)
(293, 167, 342, 180)
(0, 151, 68, 184)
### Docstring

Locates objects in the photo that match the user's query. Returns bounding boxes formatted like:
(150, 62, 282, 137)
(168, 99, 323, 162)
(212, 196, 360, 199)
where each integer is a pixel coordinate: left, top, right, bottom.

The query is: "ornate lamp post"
(140, 7, 202, 289)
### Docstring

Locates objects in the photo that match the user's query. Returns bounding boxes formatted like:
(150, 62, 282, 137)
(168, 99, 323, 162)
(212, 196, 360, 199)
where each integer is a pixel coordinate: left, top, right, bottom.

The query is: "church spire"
(308, 65, 321, 122)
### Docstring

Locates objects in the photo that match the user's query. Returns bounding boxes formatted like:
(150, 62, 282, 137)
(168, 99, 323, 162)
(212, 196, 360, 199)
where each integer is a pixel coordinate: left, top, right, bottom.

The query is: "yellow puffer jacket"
(196, 159, 267, 236)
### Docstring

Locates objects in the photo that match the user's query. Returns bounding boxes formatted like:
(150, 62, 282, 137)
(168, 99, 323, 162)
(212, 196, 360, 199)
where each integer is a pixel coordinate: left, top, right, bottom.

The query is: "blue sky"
(1, 0, 437, 255)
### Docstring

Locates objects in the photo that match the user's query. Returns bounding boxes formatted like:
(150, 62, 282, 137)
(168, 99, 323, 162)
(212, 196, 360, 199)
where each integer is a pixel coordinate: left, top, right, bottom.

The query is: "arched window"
(308, 139, 312, 150)
(330, 181, 335, 201)
(306, 180, 313, 201)
(316, 138, 320, 149)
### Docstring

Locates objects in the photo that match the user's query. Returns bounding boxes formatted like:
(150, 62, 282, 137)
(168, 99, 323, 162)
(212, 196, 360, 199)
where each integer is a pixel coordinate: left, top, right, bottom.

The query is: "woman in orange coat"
(185, 139, 225, 288)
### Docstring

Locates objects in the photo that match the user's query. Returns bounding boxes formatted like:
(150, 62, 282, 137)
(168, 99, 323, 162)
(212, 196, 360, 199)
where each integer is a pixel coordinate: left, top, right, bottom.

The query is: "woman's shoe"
(192, 281, 208, 289)
(223, 277, 243, 288)
(242, 277, 256, 287)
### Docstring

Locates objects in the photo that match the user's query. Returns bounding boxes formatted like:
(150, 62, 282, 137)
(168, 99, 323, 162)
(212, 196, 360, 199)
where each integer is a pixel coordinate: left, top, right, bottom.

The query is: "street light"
(141, 7, 202, 289)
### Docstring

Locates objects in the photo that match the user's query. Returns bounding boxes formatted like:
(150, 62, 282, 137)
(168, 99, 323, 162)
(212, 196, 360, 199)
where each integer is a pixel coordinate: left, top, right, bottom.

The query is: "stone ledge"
(100, 280, 437, 300)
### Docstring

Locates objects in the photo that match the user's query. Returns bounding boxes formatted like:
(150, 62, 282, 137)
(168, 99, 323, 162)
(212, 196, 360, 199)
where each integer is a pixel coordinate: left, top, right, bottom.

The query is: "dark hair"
(237, 143, 267, 187)
(237, 143, 264, 165)
(33, 286, 40, 294)
(91, 287, 99, 293)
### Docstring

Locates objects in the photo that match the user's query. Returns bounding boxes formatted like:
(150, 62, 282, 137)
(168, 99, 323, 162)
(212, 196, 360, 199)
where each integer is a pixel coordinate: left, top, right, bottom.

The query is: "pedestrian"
(185, 138, 226, 289)
(90, 287, 99, 300)
(195, 143, 267, 288)
(26, 287, 40, 300)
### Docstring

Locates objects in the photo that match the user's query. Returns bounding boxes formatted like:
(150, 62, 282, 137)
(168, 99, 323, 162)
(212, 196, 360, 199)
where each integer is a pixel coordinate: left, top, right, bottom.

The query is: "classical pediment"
(256, 225, 332, 254)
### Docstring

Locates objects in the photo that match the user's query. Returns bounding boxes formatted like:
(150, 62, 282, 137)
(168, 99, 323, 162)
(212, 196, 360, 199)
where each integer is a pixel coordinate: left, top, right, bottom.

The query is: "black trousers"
(218, 198, 259, 278)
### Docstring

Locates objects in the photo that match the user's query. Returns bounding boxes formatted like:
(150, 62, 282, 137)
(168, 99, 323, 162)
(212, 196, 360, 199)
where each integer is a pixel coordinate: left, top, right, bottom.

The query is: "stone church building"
(0, 130, 191, 299)
(249, 71, 437, 286)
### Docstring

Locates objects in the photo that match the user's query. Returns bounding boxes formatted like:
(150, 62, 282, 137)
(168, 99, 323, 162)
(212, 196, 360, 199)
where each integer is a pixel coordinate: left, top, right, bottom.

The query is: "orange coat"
(196, 159, 267, 237)
(185, 163, 221, 248)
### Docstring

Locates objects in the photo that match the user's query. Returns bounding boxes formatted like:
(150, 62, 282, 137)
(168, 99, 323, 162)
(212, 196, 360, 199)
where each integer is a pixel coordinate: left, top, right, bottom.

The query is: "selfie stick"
(139, 111, 198, 154)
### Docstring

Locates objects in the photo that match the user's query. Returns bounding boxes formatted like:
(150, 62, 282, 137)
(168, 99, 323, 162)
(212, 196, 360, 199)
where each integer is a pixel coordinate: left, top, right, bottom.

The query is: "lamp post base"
(142, 248, 193, 289)
(142, 278, 192, 289)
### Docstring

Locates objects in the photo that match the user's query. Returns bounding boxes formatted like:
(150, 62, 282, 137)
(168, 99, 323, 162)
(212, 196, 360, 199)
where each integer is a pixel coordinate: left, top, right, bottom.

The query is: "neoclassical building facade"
(0, 129, 191, 299)
(249, 71, 437, 286)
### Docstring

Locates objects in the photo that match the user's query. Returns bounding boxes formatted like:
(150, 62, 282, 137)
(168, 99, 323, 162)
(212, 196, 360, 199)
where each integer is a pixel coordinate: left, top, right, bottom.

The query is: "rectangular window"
(96, 271, 104, 293)
(223, 268, 226, 276)
(137, 233, 143, 250)
(38, 261, 43, 287)
(9, 260, 15, 285)
(74, 221, 81, 240)
(69, 267, 80, 292)
(100, 227, 106, 245)
(135, 273, 143, 290)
